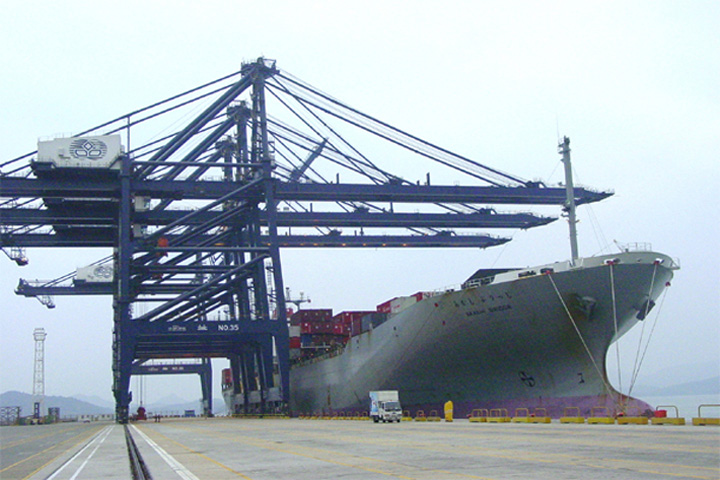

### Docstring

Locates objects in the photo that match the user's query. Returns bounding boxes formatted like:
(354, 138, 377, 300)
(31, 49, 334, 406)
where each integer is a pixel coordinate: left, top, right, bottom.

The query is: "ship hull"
(289, 251, 676, 418)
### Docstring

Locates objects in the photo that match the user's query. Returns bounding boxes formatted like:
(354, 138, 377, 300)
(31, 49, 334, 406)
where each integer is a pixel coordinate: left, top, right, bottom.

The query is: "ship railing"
(615, 242, 652, 252)
(292, 343, 348, 368)
(433, 283, 460, 294)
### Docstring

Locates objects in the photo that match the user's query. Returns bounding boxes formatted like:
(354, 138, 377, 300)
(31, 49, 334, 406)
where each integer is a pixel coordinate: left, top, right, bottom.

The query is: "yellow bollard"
(444, 401, 454, 422)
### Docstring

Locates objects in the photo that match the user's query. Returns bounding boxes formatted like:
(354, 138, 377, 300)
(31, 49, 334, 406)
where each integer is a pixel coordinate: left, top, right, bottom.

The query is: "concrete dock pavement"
(127, 417, 720, 480)
(1, 422, 129, 480)
(4, 417, 718, 479)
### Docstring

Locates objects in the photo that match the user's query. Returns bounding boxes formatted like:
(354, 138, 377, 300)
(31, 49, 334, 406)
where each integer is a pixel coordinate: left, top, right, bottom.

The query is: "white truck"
(369, 390, 402, 423)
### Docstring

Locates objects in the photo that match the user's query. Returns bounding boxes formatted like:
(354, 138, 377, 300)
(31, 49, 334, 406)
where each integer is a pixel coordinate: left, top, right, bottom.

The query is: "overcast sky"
(1, 1, 718, 408)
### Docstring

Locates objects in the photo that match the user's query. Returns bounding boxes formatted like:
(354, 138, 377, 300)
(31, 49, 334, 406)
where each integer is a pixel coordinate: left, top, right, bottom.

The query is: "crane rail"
(125, 425, 153, 480)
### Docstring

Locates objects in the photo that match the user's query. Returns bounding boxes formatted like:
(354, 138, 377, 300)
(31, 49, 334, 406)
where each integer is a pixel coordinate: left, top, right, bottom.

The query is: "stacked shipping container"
(287, 292, 435, 362)
(376, 291, 435, 315)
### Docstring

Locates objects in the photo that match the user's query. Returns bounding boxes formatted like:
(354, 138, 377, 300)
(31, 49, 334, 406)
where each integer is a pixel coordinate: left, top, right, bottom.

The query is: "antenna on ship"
(559, 136, 579, 265)
(285, 287, 311, 311)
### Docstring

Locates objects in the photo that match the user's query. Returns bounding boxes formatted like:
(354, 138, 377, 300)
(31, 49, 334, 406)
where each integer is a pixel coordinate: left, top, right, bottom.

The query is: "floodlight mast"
(32, 328, 47, 419)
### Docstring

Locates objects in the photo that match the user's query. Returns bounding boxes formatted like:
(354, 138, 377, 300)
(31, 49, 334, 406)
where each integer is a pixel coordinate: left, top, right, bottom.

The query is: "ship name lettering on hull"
(458, 291, 513, 318)
(464, 304, 512, 317)
(488, 304, 512, 313)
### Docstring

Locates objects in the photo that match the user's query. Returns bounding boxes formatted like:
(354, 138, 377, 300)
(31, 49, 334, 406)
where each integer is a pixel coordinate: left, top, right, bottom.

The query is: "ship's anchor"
(518, 371, 536, 387)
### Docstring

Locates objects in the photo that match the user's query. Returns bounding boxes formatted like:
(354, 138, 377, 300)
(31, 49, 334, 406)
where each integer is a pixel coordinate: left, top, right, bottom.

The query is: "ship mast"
(559, 136, 579, 265)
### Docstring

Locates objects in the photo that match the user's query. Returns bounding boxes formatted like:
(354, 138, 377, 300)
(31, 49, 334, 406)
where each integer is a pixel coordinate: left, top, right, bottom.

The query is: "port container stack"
(290, 309, 343, 358)
(334, 311, 376, 337)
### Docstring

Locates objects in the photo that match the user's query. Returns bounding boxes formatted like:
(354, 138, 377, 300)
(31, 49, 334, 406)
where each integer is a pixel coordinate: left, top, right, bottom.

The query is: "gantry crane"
(0, 58, 610, 422)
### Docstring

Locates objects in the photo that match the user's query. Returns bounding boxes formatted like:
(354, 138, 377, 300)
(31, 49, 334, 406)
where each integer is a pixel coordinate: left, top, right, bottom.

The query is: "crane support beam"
(16, 280, 112, 296)
(269, 211, 554, 229)
(267, 234, 509, 248)
(1, 203, 553, 229)
(3, 232, 508, 249)
(0, 209, 117, 226)
(0, 177, 610, 206)
(132, 210, 554, 229)
(275, 182, 611, 206)
(15, 280, 238, 297)
(131, 360, 209, 376)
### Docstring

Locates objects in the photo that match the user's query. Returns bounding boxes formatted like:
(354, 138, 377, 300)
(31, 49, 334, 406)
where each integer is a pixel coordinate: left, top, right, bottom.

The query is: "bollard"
(444, 401, 454, 422)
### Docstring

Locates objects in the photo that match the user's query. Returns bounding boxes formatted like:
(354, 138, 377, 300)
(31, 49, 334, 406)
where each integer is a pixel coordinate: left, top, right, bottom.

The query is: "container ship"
(222, 138, 678, 419)
(222, 248, 677, 418)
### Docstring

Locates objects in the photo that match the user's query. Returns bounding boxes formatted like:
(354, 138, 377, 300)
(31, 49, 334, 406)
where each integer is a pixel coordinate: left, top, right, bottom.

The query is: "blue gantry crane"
(0, 58, 611, 422)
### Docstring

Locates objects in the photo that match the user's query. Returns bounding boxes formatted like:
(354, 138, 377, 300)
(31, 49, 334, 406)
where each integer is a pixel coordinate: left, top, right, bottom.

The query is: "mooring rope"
(628, 277, 671, 398)
(547, 273, 619, 410)
(609, 263, 622, 396)
(627, 262, 659, 395)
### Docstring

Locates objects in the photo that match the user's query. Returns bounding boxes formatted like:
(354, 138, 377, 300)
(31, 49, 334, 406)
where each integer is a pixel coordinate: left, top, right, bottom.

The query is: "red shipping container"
(312, 321, 335, 334)
(338, 311, 376, 325)
(376, 299, 395, 313)
(412, 291, 435, 301)
(291, 309, 333, 325)
(333, 323, 350, 335)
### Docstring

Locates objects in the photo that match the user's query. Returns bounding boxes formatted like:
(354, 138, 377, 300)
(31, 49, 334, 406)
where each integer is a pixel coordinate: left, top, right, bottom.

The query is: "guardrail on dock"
(692, 404, 720, 426)
(651, 405, 685, 425)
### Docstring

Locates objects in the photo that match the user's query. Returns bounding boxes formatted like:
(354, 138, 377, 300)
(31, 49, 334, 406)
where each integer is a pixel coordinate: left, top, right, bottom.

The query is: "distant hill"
(632, 360, 720, 389)
(0, 391, 113, 417)
(632, 376, 720, 397)
(1, 391, 227, 418)
(73, 394, 115, 410)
